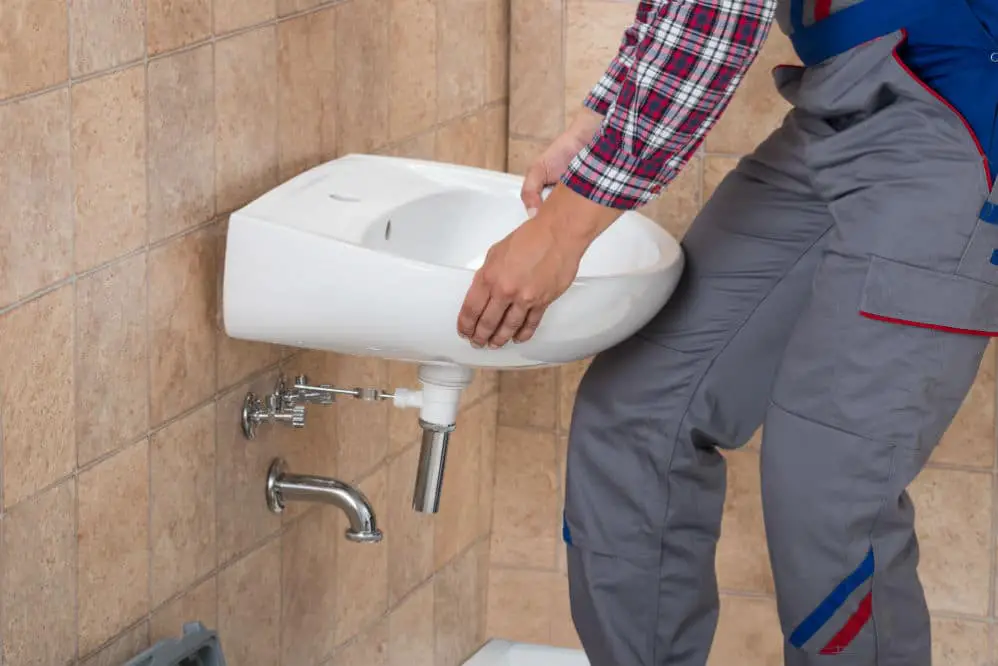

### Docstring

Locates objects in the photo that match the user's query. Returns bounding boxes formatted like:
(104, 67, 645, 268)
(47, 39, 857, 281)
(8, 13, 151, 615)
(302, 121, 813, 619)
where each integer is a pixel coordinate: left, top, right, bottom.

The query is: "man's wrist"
(534, 182, 624, 256)
(567, 107, 604, 150)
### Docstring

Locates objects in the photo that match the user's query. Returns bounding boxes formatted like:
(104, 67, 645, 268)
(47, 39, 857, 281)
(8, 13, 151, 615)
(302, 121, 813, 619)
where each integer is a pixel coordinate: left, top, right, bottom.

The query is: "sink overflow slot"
(385, 219, 392, 240)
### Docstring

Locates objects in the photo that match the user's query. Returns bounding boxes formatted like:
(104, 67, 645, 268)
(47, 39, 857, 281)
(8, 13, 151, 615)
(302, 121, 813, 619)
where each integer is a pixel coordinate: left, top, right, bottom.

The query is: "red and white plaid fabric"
(562, 0, 777, 210)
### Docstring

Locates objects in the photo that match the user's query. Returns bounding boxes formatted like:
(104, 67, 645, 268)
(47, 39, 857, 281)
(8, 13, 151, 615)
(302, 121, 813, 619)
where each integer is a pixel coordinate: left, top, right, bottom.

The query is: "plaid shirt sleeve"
(563, 0, 777, 210)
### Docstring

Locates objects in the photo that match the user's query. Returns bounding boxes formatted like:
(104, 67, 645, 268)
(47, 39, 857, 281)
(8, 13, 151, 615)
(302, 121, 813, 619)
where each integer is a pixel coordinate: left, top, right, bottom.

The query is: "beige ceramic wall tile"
(71, 66, 147, 271)
(911, 467, 992, 616)
(931, 617, 990, 666)
(277, 9, 337, 181)
(638, 153, 704, 240)
(437, 0, 487, 123)
(387, 443, 436, 603)
(0, 0, 68, 98)
(148, 228, 218, 424)
(0, 285, 75, 507)
(703, 156, 741, 200)
(0, 89, 72, 308)
(76, 254, 148, 465)
(485, 0, 510, 104)
(2, 480, 77, 666)
(147, 45, 215, 242)
(499, 368, 557, 428)
(278, 0, 321, 16)
(150, 404, 217, 605)
(150, 577, 217, 642)
(389, 0, 437, 141)
(435, 402, 483, 568)
(217, 540, 282, 666)
(214, 0, 275, 34)
(337, 355, 390, 481)
(336, 467, 389, 644)
(557, 359, 590, 433)
(337, 618, 389, 666)
(507, 138, 548, 175)
(216, 27, 279, 214)
(548, 574, 579, 649)
(932, 341, 996, 468)
(491, 426, 560, 568)
(706, 595, 784, 666)
(70, 0, 144, 76)
(147, 0, 211, 55)
(80, 623, 149, 666)
(479, 393, 500, 537)
(215, 374, 283, 562)
(717, 450, 774, 594)
(705, 30, 798, 155)
(282, 508, 340, 666)
(435, 545, 484, 666)
(336, 0, 391, 154)
(386, 133, 438, 160)
(78, 441, 151, 655)
(485, 105, 510, 172)
(465, 367, 500, 406)
(486, 568, 560, 644)
(563, 0, 635, 128)
(436, 112, 487, 169)
(509, 0, 563, 139)
(389, 582, 435, 666)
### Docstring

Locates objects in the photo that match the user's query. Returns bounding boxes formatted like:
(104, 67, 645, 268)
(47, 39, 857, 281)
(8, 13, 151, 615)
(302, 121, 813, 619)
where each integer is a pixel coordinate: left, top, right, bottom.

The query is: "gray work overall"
(563, 0, 998, 664)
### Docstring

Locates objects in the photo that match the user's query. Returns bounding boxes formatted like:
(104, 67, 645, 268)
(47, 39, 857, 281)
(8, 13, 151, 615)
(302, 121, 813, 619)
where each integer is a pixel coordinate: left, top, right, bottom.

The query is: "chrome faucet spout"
(266, 459, 382, 543)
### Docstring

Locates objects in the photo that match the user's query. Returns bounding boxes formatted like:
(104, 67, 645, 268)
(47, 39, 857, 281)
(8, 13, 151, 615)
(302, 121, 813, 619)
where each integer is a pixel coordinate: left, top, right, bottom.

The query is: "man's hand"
(457, 183, 625, 348)
(520, 107, 604, 215)
(457, 207, 585, 348)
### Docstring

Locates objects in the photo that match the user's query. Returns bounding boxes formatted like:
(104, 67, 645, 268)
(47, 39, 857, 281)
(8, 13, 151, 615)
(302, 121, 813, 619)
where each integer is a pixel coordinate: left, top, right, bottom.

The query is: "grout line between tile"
(991, 469, 998, 620)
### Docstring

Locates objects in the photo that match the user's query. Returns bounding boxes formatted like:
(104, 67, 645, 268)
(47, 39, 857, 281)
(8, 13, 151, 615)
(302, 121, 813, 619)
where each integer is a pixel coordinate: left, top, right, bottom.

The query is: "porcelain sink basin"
(222, 154, 684, 369)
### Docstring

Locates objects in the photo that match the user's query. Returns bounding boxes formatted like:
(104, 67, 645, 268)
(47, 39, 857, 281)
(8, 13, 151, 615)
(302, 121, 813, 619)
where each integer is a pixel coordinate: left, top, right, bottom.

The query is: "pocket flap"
(860, 255, 998, 334)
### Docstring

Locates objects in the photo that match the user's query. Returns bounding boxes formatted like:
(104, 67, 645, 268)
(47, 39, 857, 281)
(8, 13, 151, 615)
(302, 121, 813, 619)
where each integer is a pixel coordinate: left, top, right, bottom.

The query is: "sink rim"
(235, 206, 682, 284)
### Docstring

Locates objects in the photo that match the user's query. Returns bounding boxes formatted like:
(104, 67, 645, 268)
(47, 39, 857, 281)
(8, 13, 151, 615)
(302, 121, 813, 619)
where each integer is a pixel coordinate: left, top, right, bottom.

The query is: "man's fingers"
(470, 298, 511, 348)
(513, 306, 547, 343)
(487, 304, 529, 349)
(457, 273, 491, 338)
(520, 162, 547, 215)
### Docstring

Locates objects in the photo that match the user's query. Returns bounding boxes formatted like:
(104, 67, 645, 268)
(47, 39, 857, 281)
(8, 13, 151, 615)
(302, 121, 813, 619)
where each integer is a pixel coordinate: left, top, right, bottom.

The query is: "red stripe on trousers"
(860, 312, 998, 337)
(814, 0, 833, 20)
(819, 592, 873, 655)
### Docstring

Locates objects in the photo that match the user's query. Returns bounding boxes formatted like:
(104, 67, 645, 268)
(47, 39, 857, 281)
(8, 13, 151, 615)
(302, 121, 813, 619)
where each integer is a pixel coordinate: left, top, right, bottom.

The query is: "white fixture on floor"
(222, 154, 684, 523)
(463, 640, 589, 666)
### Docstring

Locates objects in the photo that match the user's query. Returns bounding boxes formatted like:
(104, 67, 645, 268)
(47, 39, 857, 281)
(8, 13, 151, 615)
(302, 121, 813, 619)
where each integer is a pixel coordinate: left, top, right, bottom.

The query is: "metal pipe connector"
(266, 458, 382, 543)
(412, 420, 455, 514)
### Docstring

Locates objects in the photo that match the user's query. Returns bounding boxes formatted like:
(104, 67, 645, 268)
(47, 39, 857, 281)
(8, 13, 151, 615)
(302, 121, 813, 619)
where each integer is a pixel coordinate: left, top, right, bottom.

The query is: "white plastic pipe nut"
(392, 388, 423, 410)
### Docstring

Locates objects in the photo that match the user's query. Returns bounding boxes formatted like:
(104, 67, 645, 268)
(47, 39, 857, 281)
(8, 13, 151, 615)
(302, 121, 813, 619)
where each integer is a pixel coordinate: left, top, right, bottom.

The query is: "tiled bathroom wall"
(490, 2, 998, 664)
(0, 0, 508, 664)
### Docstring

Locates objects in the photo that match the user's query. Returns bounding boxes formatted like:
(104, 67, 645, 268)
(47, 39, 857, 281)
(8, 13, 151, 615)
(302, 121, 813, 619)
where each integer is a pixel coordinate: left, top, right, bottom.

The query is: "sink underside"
(222, 154, 685, 369)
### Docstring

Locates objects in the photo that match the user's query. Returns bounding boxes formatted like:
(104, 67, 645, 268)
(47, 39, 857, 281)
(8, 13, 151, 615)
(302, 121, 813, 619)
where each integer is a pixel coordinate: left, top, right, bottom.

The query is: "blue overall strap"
(790, 0, 947, 66)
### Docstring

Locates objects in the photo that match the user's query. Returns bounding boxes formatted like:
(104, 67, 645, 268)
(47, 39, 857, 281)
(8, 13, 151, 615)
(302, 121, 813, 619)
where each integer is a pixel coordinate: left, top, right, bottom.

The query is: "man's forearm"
(563, 0, 777, 211)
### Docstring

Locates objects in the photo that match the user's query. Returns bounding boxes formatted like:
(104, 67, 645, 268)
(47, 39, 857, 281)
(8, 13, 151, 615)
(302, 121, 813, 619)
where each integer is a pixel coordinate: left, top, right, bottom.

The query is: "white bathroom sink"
(222, 154, 683, 369)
